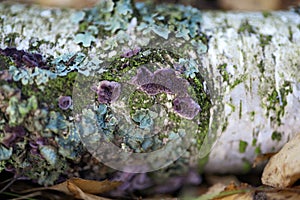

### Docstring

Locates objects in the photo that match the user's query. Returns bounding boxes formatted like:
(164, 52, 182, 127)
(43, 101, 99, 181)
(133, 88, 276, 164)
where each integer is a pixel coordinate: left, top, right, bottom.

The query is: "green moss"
(239, 100, 242, 119)
(0, 54, 14, 70)
(238, 20, 256, 34)
(227, 102, 235, 112)
(257, 60, 265, 74)
(250, 111, 255, 121)
(259, 34, 272, 48)
(239, 140, 248, 153)
(217, 63, 230, 83)
(188, 73, 212, 147)
(288, 26, 293, 42)
(271, 131, 282, 142)
(20, 71, 77, 113)
(266, 81, 292, 125)
(254, 146, 261, 155)
(230, 74, 247, 90)
(221, 117, 228, 132)
(128, 90, 155, 116)
(252, 138, 257, 146)
(4, 32, 20, 47)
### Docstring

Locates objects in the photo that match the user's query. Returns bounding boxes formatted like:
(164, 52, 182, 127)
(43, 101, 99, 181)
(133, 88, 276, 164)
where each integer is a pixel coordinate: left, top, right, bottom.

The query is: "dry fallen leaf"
(67, 181, 109, 200)
(262, 133, 300, 187)
(263, 189, 300, 200)
(17, 178, 122, 199)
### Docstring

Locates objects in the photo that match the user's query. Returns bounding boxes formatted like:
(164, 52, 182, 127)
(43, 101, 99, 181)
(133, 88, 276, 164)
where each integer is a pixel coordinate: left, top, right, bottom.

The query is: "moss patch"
(239, 140, 248, 153)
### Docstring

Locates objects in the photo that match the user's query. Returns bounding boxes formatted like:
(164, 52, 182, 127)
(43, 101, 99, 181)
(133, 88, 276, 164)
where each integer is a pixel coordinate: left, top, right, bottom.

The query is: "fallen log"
(0, 0, 299, 189)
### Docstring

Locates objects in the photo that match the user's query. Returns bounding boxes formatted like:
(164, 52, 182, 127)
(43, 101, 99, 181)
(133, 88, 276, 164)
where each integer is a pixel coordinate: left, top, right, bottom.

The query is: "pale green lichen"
(6, 95, 38, 126)
(39, 145, 58, 166)
(74, 32, 96, 48)
(0, 145, 12, 161)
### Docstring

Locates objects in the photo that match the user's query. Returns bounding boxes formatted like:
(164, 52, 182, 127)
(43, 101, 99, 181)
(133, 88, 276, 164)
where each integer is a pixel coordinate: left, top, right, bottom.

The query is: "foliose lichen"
(0, 0, 211, 190)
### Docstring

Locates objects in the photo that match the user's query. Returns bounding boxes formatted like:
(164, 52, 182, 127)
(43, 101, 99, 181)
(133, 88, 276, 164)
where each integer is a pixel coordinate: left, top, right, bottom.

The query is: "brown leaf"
(17, 178, 121, 199)
(262, 133, 300, 187)
(68, 178, 122, 194)
(67, 181, 109, 200)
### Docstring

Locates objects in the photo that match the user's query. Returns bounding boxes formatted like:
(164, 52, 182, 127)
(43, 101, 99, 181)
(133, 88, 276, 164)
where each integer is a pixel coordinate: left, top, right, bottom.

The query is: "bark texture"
(201, 11, 300, 172)
(0, 2, 300, 174)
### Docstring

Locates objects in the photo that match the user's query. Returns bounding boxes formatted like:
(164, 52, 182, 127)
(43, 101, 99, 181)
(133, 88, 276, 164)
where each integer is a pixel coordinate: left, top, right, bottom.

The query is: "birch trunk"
(201, 11, 300, 172)
(0, 2, 300, 175)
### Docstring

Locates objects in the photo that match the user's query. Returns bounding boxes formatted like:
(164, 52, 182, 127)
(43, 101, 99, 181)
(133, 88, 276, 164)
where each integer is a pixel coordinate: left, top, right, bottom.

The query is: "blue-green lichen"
(0, 0, 211, 187)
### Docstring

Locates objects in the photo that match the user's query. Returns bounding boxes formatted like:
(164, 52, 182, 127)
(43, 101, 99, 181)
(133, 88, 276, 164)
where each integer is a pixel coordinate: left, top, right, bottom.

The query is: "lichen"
(0, 0, 211, 188)
(0, 145, 12, 161)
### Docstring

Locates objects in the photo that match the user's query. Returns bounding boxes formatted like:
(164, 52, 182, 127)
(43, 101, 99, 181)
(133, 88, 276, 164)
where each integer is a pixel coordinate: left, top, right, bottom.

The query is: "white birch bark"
(202, 11, 300, 173)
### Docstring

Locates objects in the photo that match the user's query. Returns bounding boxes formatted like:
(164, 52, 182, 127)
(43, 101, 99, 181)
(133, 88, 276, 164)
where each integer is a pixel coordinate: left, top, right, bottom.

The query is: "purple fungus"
(2, 125, 26, 148)
(0, 47, 48, 69)
(141, 83, 172, 95)
(153, 68, 190, 96)
(132, 47, 141, 55)
(131, 67, 153, 86)
(121, 50, 135, 58)
(29, 141, 39, 149)
(58, 96, 72, 110)
(97, 81, 121, 104)
(131, 67, 190, 97)
(121, 47, 141, 58)
(173, 97, 201, 120)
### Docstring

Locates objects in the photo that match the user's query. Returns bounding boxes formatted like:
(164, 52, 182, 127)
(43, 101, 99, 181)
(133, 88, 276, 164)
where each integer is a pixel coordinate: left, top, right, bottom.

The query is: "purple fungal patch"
(96, 81, 121, 104)
(0, 47, 48, 69)
(141, 83, 172, 95)
(173, 97, 201, 120)
(2, 125, 26, 148)
(131, 67, 190, 97)
(58, 96, 72, 110)
(131, 67, 154, 86)
(121, 47, 141, 58)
